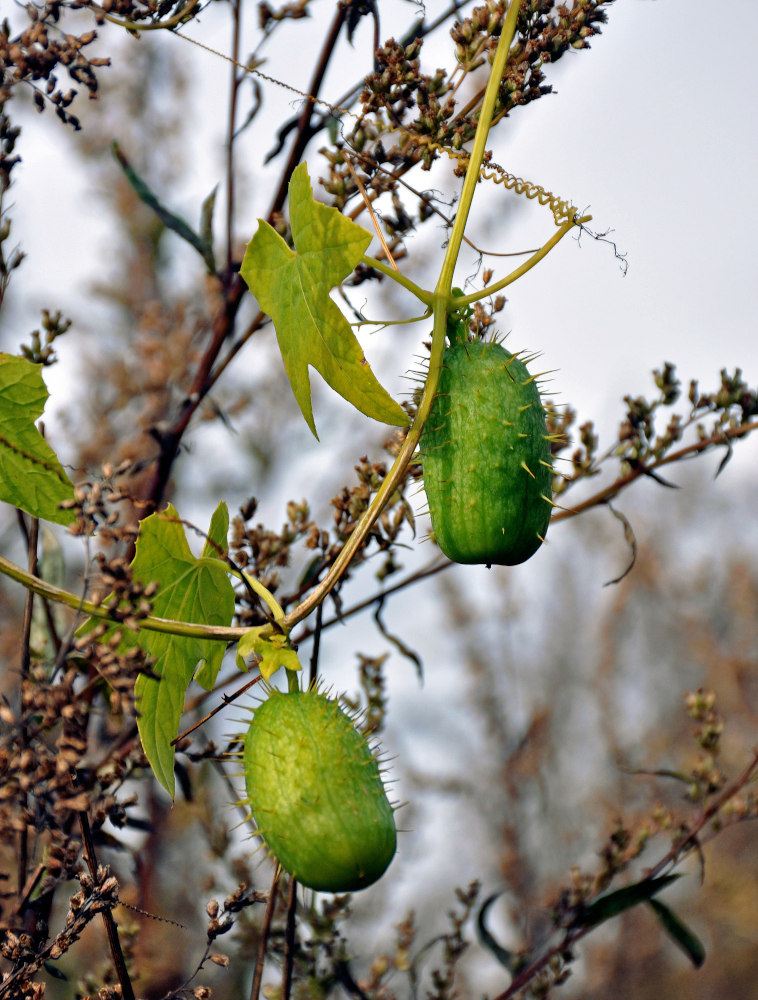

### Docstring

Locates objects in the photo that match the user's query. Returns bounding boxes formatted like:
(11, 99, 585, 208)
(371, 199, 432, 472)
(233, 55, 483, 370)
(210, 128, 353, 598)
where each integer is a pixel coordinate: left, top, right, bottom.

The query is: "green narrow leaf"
(111, 142, 216, 274)
(240, 162, 408, 438)
(199, 184, 218, 274)
(648, 899, 706, 968)
(477, 893, 517, 972)
(575, 874, 681, 929)
(43, 961, 67, 981)
(132, 503, 235, 796)
(0, 353, 76, 525)
(621, 765, 694, 786)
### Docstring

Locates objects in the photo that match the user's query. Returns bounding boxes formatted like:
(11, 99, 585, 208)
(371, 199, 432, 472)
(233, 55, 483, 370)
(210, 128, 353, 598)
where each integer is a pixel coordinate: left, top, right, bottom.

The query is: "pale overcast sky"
(4, 0, 756, 437)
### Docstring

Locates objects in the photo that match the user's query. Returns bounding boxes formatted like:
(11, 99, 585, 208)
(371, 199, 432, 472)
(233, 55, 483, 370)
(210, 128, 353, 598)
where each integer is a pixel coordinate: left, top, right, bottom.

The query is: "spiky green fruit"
(421, 339, 552, 566)
(243, 688, 396, 892)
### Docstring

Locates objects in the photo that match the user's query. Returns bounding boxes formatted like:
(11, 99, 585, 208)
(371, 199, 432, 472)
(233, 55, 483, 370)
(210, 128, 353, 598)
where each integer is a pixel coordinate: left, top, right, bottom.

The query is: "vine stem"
(0, 551, 248, 641)
(279, 1, 527, 632)
(232, 567, 286, 626)
(436, 0, 523, 294)
(93, 0, 200, 32)
(452, 215, 591, 309)
(361, 254, 433, 304)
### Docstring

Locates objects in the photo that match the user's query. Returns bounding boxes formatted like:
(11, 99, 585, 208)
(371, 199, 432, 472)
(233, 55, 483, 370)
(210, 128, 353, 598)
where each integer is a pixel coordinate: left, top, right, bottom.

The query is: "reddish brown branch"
(267, 2, 348, 219)
(552, 418, 758, 523)
(490, 748, 758, 1000)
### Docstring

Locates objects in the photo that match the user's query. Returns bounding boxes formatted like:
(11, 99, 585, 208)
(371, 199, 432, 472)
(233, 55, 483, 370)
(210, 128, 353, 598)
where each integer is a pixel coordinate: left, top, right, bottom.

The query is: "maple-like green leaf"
(236, 627, 302, 682)
(194, 500, 232, 688)
(0, 353, 75, 525)
(133, 503, 235, 796)
(240, 163, 408, 437)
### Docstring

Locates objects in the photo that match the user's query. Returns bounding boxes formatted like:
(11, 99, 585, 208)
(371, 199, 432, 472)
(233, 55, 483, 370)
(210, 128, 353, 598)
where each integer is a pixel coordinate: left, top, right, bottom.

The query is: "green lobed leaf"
(240, 163, 408, 438)
(194, 500, 231, 687)
(201, 499, 230, 559)
(574, 874, 681, 929)
(0, 353, 76, 525)
(133, 502, 235, 796)
(648, 899, 706, 968)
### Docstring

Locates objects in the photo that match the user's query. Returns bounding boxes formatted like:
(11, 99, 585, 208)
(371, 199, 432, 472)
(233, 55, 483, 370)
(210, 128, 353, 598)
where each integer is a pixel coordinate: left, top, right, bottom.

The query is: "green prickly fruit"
(420, 339, 552, 566)
(243, 688, 396, 892)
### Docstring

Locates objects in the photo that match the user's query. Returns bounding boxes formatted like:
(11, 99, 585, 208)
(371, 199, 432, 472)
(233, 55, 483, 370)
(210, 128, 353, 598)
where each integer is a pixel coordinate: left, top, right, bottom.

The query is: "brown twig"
(250, 868, 281, 1000)
(490, 747, 758, 1000)
(170, 673, 263, 746)
(78, 809, 136, 1000)
(225, 0, 243, 273)
(307, 601, 323, 689)
(267, 3, 348, 219)
(281, 876, 298, 1000)
(643, 747, 758, 879)
(141, 273, 247, 516)
(293, 556, 449, 644)
(551, 418, 758, 523)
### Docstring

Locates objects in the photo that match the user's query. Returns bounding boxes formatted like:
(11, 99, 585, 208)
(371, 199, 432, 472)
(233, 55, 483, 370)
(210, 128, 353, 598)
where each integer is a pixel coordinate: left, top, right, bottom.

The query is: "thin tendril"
(158, 28, 578, 227)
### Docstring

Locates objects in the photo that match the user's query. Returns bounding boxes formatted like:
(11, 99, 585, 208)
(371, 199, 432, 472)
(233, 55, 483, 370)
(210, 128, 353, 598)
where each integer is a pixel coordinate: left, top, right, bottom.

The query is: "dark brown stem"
(139, 0, 472, 517)
(139, 0, 341, 514)
(142, 274, 246, 513)
(226, 0, 243, 273)
(79, 809, 136, 1000)
(141, 0, 342, 516)
(250, 869, 280, 1000)
(307, 602, 323, 689)
(16, 510, 38, 905)
(281, 876, 298, 1000)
